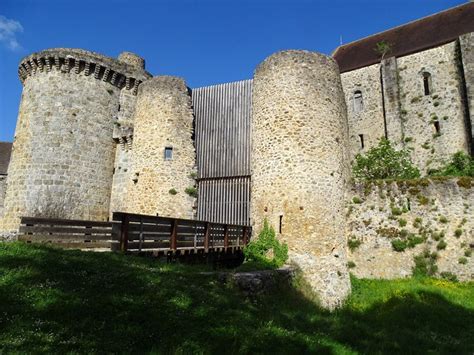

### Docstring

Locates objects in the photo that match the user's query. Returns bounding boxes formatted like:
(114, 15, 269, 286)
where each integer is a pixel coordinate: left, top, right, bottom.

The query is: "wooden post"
(203, 222, 210, 252)
(138, 217, 144, 252)
(120, 214, 129, 253)
(242, 226, 248, 246)
(170, 219, 178, 251)
(223, 225, 229, 250)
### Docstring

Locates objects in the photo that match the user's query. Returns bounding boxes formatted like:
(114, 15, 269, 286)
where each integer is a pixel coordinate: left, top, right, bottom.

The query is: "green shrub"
(243, 220, 288, 268)
(430, 151, 474, 177)
(168, 188, 178, 195)
(417, 195, 430, 205)
(184, 187, 198, 198)
(440, 271, 458, 282)
(407, 234, 424, 248)
(439, 216, 448, 224)
(465, 249, 472, 257)
(391, 207, 403, 216)
(352, 196, 363, 204)
(458, 257, 468, 265)
(454, 229, 463, 238)
(398, 218, 407, 227)
(352, 138, 420, 180)
(436, 240, 447, 250)
(347, 261, 356, 269)
(391, 239, 407, 252)
(412, 250, 438, 277)
(348, 237, 362, 252)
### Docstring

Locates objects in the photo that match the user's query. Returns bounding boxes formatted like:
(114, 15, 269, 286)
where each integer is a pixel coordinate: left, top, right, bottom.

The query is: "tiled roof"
(333, 3, 474, 73)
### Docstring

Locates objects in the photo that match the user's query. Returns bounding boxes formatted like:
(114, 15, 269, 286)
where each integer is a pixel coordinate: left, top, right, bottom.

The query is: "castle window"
(279, 215, 283, 234)
(423, 72, 432, 95)
(353, 91, 363, 113)
(164, 147, 173, 160)
(358, 134, 365, 149)
(433, 121, 440, 135)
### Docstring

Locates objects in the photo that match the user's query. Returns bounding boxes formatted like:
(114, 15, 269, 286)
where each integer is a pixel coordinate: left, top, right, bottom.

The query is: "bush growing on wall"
(244, 219, 288, 268)
(352, 138, 420, 180)
(429, 151, 474, 177)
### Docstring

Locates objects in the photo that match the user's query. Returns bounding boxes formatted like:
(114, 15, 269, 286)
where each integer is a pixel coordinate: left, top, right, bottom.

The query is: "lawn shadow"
(0, 243, 473, 354)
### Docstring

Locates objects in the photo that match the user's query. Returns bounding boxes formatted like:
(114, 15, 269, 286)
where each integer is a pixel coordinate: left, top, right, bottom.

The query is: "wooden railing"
(18, 217, 113, 249)
(112, 212, 251, 253)
(18, 213, 251, 254)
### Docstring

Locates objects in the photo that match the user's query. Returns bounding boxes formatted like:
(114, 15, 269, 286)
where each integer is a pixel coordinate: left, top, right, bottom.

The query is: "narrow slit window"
(433, 121, 440, 134)
(164, 147, 173, 160)
(353, 90, 363, 113)
(423, 72, 432, 95)
(279, 215, 283, 234)
(358, 134, 365, 149)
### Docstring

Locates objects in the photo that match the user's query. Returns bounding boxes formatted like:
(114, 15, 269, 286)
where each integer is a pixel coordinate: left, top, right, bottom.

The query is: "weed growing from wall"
(244, 219, 288, 268)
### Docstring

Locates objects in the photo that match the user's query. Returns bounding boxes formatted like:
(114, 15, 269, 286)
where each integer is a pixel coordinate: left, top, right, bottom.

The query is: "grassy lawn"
(0, 242, 473, 354)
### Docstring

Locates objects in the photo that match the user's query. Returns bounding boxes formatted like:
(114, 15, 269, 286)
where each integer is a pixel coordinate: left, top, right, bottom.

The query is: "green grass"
(1, 242, 474, 354)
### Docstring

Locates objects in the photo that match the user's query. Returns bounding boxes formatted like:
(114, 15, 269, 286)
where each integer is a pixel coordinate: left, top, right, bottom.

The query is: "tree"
(352, 138, 420, 180)
(374, 40, 392, 60)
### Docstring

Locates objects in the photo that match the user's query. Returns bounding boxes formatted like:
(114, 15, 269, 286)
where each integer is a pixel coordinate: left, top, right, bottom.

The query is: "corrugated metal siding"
(192, 80, 252, 179)
(196, 177, 250, 226)
(192, 80, 252, 225)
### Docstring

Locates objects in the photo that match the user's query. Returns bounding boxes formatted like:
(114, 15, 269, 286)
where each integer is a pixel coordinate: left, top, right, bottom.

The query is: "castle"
(0, 3, 473, 308)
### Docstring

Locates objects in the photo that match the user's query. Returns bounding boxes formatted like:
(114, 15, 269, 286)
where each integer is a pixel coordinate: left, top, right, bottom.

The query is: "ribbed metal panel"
(192, 79, 252, 179)
(196, 177, 250, 226)
(192, 80, 252, 225)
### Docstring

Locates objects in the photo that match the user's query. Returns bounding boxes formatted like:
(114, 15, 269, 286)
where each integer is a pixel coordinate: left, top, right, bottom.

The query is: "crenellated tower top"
(17, 48, 152, 95)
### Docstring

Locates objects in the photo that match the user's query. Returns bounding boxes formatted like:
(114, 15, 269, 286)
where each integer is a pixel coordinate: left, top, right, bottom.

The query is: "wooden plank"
(120, 213, 129, 252)
(19, 226, 112, 234)
(203, 222, 210, 251)
(170, 219, 177, 251)
(128, 224, 171, 233)
(20, 240, 111, 249)
(21, 217, 111, 228)
(18, 234, 113, 241)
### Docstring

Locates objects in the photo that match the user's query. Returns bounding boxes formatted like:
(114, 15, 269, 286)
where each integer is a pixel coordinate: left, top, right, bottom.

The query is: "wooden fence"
(112, 212, 251, 253)
(18, 216, 113, 249)
(18, 213, 251, 254)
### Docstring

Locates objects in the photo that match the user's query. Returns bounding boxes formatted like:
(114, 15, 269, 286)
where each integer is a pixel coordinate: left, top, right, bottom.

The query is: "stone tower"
(0, 48, 149, 233)
(125, 76, 196, 219)
(251, 50, 351, 309)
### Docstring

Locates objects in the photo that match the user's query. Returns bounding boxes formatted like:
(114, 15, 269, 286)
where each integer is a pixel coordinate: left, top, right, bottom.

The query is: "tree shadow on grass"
(0, 243, 473, 354)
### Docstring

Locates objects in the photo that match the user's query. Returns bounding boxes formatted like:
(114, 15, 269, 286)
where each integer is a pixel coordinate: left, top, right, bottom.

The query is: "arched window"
(422, 72, 432, 95)
(353, 90, 363, 113)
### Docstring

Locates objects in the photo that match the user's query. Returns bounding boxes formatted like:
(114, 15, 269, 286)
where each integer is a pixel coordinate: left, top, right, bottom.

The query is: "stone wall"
(0, 176, 7, 218)
(397, 41, 470, 173)
(347, 178, 473, 281)
(340, 63, 385, 158)
(460, 32, 474, 154)
(340, 40, 472, 172)
(0, 48, 150, 235)
(251, 50, 351, 309)
(125, 76, 196, 219)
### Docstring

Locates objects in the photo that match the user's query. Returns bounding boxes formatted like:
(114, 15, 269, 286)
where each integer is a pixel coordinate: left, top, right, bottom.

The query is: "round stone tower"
(0, 48, 149, 234)
(125, 76, 196, 219)
(251, 50, 351, 309)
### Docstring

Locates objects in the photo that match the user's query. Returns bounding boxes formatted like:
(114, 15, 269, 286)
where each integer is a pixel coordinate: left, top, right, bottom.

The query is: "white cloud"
(0, 15, 23, 50)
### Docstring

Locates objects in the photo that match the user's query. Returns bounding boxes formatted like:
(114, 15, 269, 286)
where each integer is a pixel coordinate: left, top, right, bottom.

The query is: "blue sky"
(0, 0, 466, 142)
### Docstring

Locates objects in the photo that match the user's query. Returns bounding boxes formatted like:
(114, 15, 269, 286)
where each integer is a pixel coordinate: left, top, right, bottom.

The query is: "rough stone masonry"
(1, 3, 473, 309)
